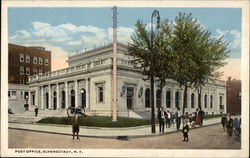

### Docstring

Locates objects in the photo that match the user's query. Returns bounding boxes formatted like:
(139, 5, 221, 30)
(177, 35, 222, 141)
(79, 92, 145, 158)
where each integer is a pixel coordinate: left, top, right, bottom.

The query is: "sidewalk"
(8, 118, 221, 139)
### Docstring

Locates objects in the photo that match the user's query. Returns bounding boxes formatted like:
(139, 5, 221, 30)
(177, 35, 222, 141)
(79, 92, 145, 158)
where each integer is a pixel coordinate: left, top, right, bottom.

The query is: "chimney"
(228, 77, 232, 81)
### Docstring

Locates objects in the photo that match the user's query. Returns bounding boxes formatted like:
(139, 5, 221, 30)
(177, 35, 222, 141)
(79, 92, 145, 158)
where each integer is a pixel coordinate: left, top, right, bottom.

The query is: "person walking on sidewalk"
(221, 114, 227, 132)
(166, 110, 171, 128)
(226, 114, 233, 137)
(198, 108, 205, 126)
(182, 120, 189, 142)
(158, 107, 167, 133)
(175, 108, 181, 130)
(34, 106, 39, 117)
(72, 112, 80, 139)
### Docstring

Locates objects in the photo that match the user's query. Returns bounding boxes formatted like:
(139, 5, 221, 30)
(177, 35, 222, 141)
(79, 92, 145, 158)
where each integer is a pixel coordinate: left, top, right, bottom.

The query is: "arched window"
(204, 94, 207, 108)
(81, 89, 86, 108)
(156, 89, 161, 108)
(175, 91, 179, 108)
(191, 93, 195, 108)
(53, 91, 57, 110)
(166, 91, 171, 108)
(210, 95, 213, 108)
(45, 92, 49, 109)
(145, 88, 150, 108)
(71, 89, 75, 107)
(61, 91, 65, 109)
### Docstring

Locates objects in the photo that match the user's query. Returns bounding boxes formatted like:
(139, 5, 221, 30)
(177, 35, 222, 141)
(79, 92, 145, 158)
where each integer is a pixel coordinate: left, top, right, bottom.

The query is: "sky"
(8, 7, 242, 80)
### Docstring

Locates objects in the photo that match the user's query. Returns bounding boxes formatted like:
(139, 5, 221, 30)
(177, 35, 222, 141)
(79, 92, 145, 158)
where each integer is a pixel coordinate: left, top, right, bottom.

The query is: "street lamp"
(150, 10, 160, 133)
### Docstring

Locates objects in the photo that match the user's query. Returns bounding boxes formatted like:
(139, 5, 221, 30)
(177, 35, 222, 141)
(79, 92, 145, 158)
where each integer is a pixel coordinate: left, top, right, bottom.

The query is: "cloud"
(214, 29, 241, 53)
(10, 21, 135, 53)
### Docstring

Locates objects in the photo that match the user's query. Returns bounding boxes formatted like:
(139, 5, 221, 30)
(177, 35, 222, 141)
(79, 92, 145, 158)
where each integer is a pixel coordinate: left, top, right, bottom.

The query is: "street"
(9, 124, 240, 149)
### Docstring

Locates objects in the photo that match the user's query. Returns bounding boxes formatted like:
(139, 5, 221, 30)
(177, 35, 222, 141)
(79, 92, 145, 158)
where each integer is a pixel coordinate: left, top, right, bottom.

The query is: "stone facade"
(28, 43, 227, 118)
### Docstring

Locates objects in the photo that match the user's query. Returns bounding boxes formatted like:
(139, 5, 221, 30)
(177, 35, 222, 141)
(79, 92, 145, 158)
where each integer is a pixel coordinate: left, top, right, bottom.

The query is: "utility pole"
(112, 6, 117, 121)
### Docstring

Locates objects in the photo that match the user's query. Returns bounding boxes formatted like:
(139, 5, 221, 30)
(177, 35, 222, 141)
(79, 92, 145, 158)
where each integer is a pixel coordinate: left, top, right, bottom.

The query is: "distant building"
(28, 43, 227, 118)
(8, 43, 51, 84)
(226, 77, 241, 114)
(8, 43, 51, 113)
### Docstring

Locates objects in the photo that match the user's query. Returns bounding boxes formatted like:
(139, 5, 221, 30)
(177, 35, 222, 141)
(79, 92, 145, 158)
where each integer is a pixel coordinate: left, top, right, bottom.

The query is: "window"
(210, 95, 213, 108)
(20, 66, 24, 75)
(191, 93, 195, 108)
(33, 57, 37, 64)
(33, 68, 38, 75)
(94, 61, 101, 66)
(21, 91, 23, 98)
(204, 94, 207, 108)
(175, 91, 180, 108)
(98, 87, 104, 102)
(20, 54, 24, 62)
(87, 63, 91, 68)
(26, 67, 30, 75)
(166, 91, 171, 108)
(8, 91, 16, 99)
(44, 58, 49, 66)
(26, 55, 30, 63)
(220, 96, 223, 109)
(156, 90, 161, 108)
(145, 88, 150, 108)
(39, 57, 43, 65)
(39, 68, 43, 74)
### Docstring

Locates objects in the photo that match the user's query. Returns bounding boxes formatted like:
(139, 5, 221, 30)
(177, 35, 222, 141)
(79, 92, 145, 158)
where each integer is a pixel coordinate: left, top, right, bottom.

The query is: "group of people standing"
(157, 107, 181, 133)
(221, 114, 241, 141)
(158, 107, 205, 142)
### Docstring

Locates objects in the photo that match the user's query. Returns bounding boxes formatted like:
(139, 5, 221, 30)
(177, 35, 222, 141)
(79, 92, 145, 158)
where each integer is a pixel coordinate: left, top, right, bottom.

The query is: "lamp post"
(150, 10, 160, 133)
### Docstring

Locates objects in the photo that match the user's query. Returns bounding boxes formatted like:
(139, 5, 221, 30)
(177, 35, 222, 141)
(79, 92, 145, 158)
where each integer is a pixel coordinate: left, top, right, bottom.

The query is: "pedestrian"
(158, 107, 167, 133)
(233, 114, 240, 141)
(72, 112, 80, 139)
(170, 112, 175, 127)
(221, 114, 227, 132)
(34, 106, 39, 117)
(226, 114, 233, 137)
(182, 120, 189, 142)
(198, 108, 205, 126)
(195, 108, 201, 126)
(166, 110, 171, 128)
(175, 108, 181, 130)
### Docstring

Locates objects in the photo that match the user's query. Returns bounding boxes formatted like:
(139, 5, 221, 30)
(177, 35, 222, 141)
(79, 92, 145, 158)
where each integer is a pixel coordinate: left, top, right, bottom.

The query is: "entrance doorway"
(53, 91, 57, 110)
(61, 91, 65, 109)
(126, 87, 134, 109)
(81, 89, 86, 108)
(71, 89, 75, 107)
(45, 93, 49, 109)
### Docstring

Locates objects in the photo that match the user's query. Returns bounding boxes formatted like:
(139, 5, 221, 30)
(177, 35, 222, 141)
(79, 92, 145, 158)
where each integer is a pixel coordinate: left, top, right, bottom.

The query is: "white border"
(1, 0, 249, 157)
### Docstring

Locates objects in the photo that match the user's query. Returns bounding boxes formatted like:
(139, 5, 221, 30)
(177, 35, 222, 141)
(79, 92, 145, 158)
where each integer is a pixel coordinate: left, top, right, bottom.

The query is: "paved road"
(9, 124, 240, 149)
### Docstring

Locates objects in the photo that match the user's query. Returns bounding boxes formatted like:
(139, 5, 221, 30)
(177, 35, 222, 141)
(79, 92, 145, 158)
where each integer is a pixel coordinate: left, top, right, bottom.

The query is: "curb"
(9, 123, 220, 139)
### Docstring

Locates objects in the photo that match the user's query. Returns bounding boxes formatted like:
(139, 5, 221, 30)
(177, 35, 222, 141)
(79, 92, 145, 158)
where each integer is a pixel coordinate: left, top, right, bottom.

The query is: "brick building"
(226, 77, 241, 114)
(8, 43, 51, 84)
(8, 43, 51, 113)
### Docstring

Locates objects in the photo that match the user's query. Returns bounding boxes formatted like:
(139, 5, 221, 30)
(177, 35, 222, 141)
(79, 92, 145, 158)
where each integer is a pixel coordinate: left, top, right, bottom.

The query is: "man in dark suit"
(158, 107, 167, 133)
(175, 108, 181, 130)
(198, 108, 205, 126)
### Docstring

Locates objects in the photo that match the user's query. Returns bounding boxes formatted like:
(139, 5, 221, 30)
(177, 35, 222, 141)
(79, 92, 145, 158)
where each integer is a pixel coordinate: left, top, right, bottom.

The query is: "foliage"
(37, 116, 151, 128)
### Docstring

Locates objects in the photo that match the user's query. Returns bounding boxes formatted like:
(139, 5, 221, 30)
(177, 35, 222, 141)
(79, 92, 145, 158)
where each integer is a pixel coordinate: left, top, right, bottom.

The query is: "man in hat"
(158, 107, 167, 133)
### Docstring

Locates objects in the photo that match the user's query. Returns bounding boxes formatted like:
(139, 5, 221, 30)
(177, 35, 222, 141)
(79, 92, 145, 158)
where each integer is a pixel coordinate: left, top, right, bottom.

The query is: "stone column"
(35, 87, 39, 107)
(75, 80, 78, 107)
(48, 84, 52, 109)
(65, 81, 68, 109)
(86, 78, 89, 109)
(41, 86, 44, 109)
(28, 91, 31, 107)
(57, 83, 60, 109)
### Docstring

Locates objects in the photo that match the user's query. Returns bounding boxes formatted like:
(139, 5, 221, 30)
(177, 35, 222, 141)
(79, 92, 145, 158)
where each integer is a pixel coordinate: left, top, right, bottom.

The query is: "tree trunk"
(182, 85, 188, 127)
(198, 87, 202, 109)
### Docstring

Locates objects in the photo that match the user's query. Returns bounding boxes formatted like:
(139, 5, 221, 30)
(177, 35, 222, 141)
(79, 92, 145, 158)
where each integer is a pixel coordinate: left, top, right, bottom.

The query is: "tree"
(170, 13, 229, 119)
